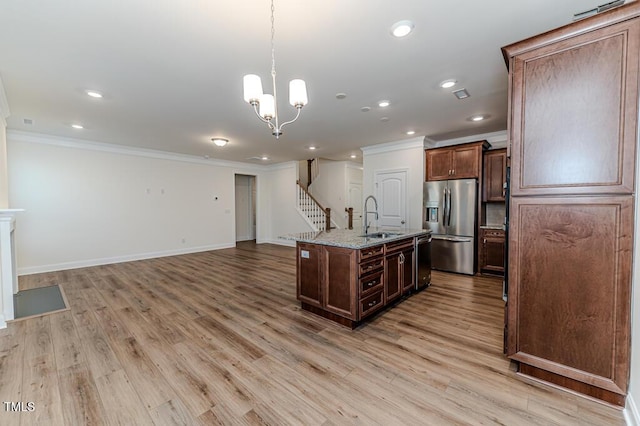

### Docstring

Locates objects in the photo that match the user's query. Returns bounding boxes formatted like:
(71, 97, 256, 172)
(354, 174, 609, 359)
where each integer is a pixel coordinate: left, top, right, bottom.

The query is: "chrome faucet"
(363, 195, 378, 234)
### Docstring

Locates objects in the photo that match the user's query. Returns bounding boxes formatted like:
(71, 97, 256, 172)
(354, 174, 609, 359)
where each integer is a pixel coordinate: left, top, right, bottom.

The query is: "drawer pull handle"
(368, 300, 378, 307)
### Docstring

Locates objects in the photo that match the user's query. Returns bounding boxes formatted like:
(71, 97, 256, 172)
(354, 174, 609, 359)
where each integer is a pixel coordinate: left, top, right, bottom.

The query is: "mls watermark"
(3, 402, 35, 412)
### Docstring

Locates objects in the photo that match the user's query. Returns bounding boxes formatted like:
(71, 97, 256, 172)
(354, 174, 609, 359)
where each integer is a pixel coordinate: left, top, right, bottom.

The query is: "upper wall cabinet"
(507, 17, 640, 196)
(483, 149, 507, 202)
(425, 141, 489, 181)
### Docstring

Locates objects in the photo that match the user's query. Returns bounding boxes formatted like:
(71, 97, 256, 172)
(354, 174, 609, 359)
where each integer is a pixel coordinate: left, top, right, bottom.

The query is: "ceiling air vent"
(573, 0, 625, 21)
(452, 89, 470, 100)
(23, 118, 34, 125)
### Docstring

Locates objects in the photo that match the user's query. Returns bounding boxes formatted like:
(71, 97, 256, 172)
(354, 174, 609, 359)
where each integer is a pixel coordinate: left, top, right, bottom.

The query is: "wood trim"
(518, 363, 626, 407)
(502, 1, 640, 68)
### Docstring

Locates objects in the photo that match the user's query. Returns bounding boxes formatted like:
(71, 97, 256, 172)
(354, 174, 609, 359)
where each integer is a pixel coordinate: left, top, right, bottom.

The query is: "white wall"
(260, 161, 313, 246)
(0, 76, 9, 209)
(309, 160, 362, 229)
(362, 138, 425, 230)
(628, 143, 640, 424)
(7, 132, 311, 273)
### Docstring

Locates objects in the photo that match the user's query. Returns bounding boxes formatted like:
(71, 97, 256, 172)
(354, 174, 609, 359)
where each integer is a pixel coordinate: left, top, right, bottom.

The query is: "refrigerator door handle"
(442, 188, 448, 226)
(446, 188, 452, 227)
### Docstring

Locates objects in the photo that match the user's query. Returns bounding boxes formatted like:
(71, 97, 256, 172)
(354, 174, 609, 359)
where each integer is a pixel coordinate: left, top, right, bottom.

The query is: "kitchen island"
(281, 228, 430, 328)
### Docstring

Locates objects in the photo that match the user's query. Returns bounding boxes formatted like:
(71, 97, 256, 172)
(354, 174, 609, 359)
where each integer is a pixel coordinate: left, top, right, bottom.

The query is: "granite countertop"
(280, 227, 430, 249)
(480, 225, 505, 230)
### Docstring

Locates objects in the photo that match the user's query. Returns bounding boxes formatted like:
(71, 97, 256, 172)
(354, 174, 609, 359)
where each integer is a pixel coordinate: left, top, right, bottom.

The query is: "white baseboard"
(260, 238, 296, 247)
(17, 243, 235, 276)
(626, 393, 639, 426)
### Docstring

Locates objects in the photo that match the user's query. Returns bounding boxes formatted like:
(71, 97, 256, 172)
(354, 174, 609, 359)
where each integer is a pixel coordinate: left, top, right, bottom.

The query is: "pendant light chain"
(270, 0, 276, 78)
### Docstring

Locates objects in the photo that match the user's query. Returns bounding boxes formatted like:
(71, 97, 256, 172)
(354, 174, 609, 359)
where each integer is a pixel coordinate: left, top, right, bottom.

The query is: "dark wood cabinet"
(323, 246, 357, 319)
(479, 228, 504, 275)
(507, 196, 632, 402)
(425, 141, 488, 181)
(384, 238, 415, 303)
(483, 149, 507, 202)
(502, 2, 639, 406)
(296, 242, 323, 307)
(296, 237, 417, 327)
(507, 12, 639, 197)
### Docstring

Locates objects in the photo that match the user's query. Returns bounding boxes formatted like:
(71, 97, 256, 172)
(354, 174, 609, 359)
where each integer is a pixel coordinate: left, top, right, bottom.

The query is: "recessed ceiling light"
(453, 88, 470, 99)
(391, 20, 414, 38)
(350, 154, 357, 159)
(406, 130, 416, 135)
(86, 90, 103, 99)
(471, 115, 484, 122)
(309, 146, 316, 150)
(440, 79, 457, 89)
(361, 106, 371, 112)
(71, 124, 84, 129)
(378, 100, 390, 107)
(261, 156, 269, 161)
(335, 93, 347, 100)
(211, 138, 228, 147)
(380, 117, 390, 122)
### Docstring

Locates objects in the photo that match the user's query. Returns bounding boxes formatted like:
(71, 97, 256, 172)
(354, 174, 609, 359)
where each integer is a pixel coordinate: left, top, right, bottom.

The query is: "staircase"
(296, 180, 334, 231)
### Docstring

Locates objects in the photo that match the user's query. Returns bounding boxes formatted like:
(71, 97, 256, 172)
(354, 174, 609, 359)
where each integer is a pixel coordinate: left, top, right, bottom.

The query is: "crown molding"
(434, 130, 508, 149)
(264, 160, 299, 171)
(0, 75, 10, 125)
(7, 130, 270, 171)
(361, 137, 424, 156)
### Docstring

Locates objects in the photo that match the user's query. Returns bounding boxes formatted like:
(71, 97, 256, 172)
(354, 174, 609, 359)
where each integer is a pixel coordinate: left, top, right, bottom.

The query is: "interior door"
(234, 174, 256, 241)
(375, 170, 407, 229)
(348, 182, 362, 230)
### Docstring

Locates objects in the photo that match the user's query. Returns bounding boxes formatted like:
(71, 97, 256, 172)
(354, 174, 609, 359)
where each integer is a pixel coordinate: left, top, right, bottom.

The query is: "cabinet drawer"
(359, 257, 384, 276)
(359, 245, 384, 261)
(385, 237, 414, 254)
(359, 270, 384, 297)
(482, 229, 505, 238)
(359, 290, 384, 319)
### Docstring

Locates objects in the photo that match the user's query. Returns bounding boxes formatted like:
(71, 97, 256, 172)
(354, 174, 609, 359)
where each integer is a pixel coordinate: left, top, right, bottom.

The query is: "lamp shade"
(289, 79, 308, 107)
(259, 94, 275, 119)
(243, 74, 263, 103)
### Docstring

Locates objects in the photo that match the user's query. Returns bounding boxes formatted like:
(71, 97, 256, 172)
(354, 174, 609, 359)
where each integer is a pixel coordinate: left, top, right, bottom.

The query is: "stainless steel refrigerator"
(423, 179, 477, 275)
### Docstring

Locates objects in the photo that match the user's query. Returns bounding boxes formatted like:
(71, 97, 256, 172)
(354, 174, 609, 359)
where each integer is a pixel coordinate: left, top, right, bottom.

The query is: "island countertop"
(280, 227, 430, 249)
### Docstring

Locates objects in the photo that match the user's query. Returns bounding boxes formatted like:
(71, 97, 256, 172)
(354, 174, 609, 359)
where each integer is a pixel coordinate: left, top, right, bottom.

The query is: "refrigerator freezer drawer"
(431, 235, 474, 275)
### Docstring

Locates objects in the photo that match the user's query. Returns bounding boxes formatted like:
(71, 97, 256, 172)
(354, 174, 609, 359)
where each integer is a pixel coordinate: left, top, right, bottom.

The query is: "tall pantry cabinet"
(502, 2, 639, 406)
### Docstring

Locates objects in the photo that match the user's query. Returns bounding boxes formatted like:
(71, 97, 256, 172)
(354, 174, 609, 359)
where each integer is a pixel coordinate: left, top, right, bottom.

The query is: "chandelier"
(242, 0, 308, 139)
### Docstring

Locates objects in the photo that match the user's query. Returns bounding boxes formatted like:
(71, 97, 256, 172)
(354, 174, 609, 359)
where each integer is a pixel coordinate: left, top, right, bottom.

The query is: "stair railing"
(296, 180, 331, 231)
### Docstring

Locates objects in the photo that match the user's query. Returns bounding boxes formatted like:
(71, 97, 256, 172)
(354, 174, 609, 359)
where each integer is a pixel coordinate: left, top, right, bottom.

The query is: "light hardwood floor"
(0, 241, 625, 425)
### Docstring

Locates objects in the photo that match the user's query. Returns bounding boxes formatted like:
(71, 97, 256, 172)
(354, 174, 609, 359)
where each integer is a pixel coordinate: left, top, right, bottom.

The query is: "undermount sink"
(359, 232, 401, 239)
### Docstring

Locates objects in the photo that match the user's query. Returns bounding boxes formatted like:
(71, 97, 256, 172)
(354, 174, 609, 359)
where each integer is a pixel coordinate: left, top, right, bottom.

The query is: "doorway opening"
(235, 174, 256, 242)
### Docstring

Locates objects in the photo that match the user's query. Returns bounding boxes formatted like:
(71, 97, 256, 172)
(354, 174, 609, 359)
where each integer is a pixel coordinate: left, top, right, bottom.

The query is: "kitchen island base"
(287, 228, 430, 328)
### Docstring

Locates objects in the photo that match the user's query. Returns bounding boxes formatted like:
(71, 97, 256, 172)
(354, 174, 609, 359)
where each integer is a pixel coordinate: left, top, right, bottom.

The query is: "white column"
(0, 211, 22, 329)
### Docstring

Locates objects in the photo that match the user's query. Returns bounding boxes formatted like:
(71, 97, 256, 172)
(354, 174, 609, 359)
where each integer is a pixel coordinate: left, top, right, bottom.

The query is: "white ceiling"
(0, 0, 603, 164)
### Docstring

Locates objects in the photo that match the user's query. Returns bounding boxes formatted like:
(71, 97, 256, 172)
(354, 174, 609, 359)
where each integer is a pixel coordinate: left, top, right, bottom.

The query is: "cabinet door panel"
(297, 243, 323, 307)
(452, 146, 479, 179)
(401, 248, 414, 293)
(384, 254, 402, 303)
(324, 246, 357, 319)
(507, 196, 632, 394)
(426, 149, 452, 181)
(510, 20, 640, 196)
(484, 149, 507, 202)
